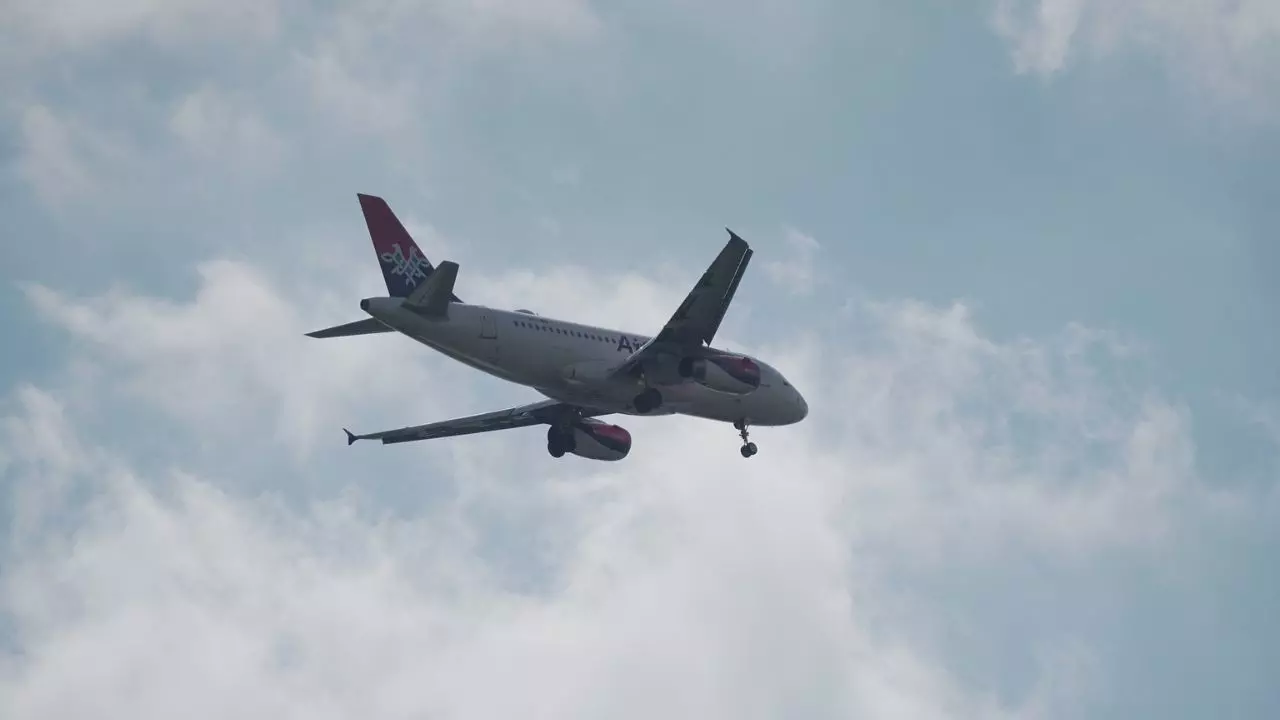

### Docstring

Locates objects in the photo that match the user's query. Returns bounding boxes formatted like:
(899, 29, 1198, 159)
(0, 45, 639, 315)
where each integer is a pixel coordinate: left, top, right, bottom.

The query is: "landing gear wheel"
(633, 387, 663, 414)
(736, 419, 757, 458)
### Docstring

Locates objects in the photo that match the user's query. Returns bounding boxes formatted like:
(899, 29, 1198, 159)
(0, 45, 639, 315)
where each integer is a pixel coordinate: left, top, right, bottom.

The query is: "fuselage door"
(480, 313, 498, 340)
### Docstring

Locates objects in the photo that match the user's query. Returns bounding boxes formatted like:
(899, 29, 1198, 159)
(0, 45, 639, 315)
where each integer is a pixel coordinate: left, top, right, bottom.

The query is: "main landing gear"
(735, 418, 758, 458)
(633, 387, 663, 414)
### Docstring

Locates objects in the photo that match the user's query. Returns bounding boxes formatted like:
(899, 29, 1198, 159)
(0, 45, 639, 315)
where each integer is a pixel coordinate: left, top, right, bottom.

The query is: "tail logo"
(380, 243, 431, 287)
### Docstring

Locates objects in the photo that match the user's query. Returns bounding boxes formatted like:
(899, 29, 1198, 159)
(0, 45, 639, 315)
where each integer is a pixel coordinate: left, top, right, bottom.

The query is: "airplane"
(306, 194, 809, 461)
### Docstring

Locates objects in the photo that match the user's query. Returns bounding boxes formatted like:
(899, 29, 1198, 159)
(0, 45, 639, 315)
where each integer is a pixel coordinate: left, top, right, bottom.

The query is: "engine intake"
(678, 353, 762, 395)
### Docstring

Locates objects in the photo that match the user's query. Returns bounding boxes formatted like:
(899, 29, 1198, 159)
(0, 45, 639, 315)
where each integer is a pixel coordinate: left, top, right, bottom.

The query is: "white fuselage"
(360, 298, 808, 426)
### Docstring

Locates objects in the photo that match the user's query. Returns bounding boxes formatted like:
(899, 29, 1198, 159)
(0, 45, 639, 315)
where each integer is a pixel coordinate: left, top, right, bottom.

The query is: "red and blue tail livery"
(358, 193, 461, 302)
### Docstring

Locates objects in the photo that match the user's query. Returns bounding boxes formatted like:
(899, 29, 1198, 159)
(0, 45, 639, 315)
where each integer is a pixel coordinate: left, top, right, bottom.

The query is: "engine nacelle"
(678, 353, 762, 395)
(569, 420, 632, 461)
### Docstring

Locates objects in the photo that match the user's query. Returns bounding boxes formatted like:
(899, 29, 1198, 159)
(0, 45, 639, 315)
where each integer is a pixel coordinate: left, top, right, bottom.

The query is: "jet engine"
(677, 352, 762, 395)
(547, 420, 632, 461)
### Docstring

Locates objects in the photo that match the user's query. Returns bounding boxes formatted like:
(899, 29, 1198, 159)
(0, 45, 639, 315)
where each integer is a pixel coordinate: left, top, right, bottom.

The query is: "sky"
(1, 0, 1277, 718)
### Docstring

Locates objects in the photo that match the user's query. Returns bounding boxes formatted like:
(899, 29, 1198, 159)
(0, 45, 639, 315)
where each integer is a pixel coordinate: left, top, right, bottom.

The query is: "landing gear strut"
(547, 425, 576, 458)
(633, 387, 663, 414)
(735, 418, 758, 458)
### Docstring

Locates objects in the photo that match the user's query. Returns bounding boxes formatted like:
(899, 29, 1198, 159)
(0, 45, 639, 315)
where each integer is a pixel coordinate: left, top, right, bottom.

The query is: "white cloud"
(0, 386, 95, 545)
(15, 105, 125, 208)
(0, 454, 991, 719)
(991, 0, 1280, 118)
(3, 0, 606, 207)
(0, 0, 282, 52)
(169, 87, 284, 173)
(2, 255, 1269, 718)
(1231, 395, 1280, 446)
(2, 1, 1275, 711)
(991, 0, 1087, 77)
(20, 260, 468, 460)
(431, 0, 601, 42)
(292, 41, 422, 139)
(764, 228, 821, 296)
(289, 0, 600, 140)
(14, 92, 282, 212)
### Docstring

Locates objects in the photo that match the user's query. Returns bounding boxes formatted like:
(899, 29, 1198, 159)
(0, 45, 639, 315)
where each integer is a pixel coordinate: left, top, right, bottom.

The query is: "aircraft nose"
(795, 390, 809, 422)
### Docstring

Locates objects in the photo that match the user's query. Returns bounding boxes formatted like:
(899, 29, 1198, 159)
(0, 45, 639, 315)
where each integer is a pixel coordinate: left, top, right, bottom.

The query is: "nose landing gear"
(735, 418, 757, 458)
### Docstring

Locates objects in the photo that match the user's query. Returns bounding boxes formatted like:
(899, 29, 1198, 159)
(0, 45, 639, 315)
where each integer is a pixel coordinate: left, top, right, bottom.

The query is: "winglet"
(344, 428, 358, 446)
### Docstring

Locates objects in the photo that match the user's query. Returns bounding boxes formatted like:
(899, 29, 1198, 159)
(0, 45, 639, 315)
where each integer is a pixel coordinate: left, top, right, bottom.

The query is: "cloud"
(14, 105, 128, 209)
(0, 0, 282, 53)
(2, 0, 607, 213)
(3, 1, 1276, 714)
(0, 386, 97, 546)
(2, 253, 1271, 718)
(168, 87, 283, 174)
(991, 0, 1280, 118)
(289, 0, 600, 142)
(0, 450, 988, 719)
(763, 228, 821, 296)
(19, 260, 466, 460)
(430, 0, 601, 42)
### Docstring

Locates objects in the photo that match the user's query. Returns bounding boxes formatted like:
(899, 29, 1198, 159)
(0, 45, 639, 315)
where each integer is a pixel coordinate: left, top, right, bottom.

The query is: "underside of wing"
(345, 399, 600, 445)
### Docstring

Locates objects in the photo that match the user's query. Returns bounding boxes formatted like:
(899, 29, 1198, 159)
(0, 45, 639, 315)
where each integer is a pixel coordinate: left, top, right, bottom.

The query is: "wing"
(344, 399, 603, 446)
(610, 229, 752, 378)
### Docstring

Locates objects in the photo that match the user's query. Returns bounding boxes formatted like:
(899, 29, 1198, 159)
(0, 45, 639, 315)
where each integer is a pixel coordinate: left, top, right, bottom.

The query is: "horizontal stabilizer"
(406, 260, 459, 317)
(305, 318, 393, 339)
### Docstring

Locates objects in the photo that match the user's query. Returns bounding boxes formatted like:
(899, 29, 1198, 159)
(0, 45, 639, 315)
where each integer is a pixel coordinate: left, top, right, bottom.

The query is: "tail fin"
(358, 193, 462, 301)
